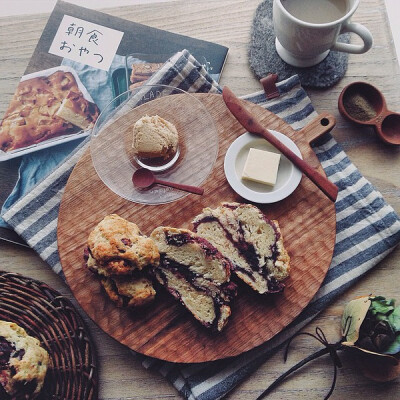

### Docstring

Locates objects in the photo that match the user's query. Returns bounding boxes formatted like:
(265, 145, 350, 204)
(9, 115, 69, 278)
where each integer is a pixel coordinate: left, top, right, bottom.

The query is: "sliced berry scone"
(192, 202, 290, 295)
(150, 227, 237, 332)
(84, 214, 159, 309)
(0, 321, 49, 399)
(85, 214, 160, 277)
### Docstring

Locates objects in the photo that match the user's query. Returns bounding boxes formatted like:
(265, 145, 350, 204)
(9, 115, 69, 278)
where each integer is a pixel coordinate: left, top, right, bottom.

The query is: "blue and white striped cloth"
(3, 50, 400, 400)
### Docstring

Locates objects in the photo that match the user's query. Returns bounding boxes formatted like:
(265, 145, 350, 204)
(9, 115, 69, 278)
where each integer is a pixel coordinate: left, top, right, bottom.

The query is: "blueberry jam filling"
(195, 237, 220, 258)
(158, 255, 235, 331)
(237, 221, 262, 271)
(166, 231, 222, 260)
(194, 216, 259, 271)
(165, 232, 193, 247)
(160, 255, 203, 288)
(0, 336, 15, 370)
(195, 211, 284, 292)
(0, 337, 30, 399)
(192, 215, 218, 230)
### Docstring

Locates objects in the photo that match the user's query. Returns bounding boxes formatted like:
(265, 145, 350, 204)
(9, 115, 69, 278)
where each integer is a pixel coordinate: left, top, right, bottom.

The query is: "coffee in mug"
(281, 0, 349, 24)
(273, 0, 373, 67)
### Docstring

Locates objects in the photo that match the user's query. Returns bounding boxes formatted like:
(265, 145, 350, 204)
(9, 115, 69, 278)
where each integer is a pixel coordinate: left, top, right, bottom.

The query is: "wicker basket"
(0, 271, 98, 400)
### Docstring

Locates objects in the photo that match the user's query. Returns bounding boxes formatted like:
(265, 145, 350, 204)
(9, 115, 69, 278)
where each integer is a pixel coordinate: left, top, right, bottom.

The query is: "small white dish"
(224, 131, 302, 203)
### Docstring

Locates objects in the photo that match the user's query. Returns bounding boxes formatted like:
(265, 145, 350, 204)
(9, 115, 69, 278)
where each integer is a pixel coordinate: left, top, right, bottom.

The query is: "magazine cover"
(0, 0, 229, 244)
(0, 0, 229, 161)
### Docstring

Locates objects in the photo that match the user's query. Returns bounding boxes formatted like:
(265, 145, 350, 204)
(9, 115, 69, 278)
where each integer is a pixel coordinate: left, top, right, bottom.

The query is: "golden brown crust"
(87, 214, 160, 276)
(271, 220, 291, 280)
(101, 275, 156, 308)
(0, 71, 99, 152)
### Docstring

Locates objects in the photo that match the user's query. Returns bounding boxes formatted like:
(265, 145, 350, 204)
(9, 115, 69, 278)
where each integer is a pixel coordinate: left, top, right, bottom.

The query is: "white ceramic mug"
(273, 0, 373, 67)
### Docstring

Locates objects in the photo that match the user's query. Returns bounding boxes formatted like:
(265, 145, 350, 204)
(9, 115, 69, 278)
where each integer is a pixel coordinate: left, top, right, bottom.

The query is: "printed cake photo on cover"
(129, 62, 164, 89)
(0, 70, 99, 153)
(193, 202, 290, 294)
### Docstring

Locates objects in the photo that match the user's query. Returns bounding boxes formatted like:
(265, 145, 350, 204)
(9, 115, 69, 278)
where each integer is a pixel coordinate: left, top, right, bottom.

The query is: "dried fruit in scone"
(85, 214, 160, 276)
(150, 227, 237, 332)
(100, 274, 156, 308)
(0, 321, 49, 399)
(0, 70, 99, 152)
(193, 202, 290, 294)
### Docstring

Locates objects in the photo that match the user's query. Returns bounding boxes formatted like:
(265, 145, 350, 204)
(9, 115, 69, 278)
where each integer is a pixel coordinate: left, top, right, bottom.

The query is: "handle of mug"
(331, 22, 373, 54)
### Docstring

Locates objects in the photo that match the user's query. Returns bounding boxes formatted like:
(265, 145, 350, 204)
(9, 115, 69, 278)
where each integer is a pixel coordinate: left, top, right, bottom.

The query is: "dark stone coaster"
(249, 0, 350, 88)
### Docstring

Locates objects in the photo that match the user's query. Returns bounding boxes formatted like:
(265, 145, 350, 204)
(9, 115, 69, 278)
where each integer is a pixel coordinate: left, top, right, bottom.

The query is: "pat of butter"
(241, 148, 281, 186)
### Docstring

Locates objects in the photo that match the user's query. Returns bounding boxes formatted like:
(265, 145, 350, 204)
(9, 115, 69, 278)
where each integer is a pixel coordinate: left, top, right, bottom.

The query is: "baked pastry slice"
(193, 202, 290, 295)
(129, 62, 164, 89)
(0, 321, 49, 399)
(100, 274, 156, 309)
(150, 227, 237, 332)
(85, 214, 160, 277)
(129, 63, 163, 83)
(56, 91, 99, 130)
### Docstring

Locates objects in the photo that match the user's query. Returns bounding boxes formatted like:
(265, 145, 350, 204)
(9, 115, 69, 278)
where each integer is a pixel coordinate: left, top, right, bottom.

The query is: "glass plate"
(90, 84, 218, 204)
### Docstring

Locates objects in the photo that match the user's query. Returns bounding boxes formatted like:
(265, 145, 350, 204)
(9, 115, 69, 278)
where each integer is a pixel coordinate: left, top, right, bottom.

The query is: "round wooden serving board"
(58, 94, 336, 363)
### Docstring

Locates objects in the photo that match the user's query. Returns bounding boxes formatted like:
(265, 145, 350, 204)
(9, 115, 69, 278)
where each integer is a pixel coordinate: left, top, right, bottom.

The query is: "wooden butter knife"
(222, 86, 338, 202)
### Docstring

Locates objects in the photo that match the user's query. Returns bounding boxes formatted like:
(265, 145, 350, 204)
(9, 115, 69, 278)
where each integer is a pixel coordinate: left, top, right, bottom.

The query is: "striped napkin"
(3, 50, 400, 400)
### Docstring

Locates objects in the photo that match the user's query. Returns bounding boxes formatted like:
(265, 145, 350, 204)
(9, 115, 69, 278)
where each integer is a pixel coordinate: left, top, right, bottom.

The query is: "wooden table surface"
(1, 0, 400, 399)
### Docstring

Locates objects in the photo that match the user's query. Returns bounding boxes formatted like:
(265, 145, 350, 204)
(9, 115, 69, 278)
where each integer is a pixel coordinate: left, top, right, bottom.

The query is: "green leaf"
(370, 297, 395, 317)
(384, 333, 400, 355)
(388, 307, 400, 332)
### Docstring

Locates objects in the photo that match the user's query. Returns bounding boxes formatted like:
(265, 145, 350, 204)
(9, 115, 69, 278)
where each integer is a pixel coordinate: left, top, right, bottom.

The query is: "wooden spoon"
(132, 168, 204, 195)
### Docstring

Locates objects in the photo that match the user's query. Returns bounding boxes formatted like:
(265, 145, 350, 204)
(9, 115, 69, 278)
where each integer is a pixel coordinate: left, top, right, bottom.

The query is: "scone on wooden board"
(100, 275, 156, 308)
(85, 214, 160, 276)
(150, 227, 237, 332)
(193, 202, 290, 294)
(84, 214, 159, 309)
(0, 70, 99, 153)
(0, 320, 49, 399)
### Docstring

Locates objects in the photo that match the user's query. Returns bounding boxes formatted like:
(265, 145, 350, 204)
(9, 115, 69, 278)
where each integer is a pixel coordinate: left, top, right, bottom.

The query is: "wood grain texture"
(57, 94, 336, 363)
(1, 0, 400, 398)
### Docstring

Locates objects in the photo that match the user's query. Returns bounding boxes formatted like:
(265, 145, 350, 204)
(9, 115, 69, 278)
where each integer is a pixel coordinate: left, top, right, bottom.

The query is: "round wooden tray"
(58, 94, 336, 363)
(0, 271, 98, 399)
